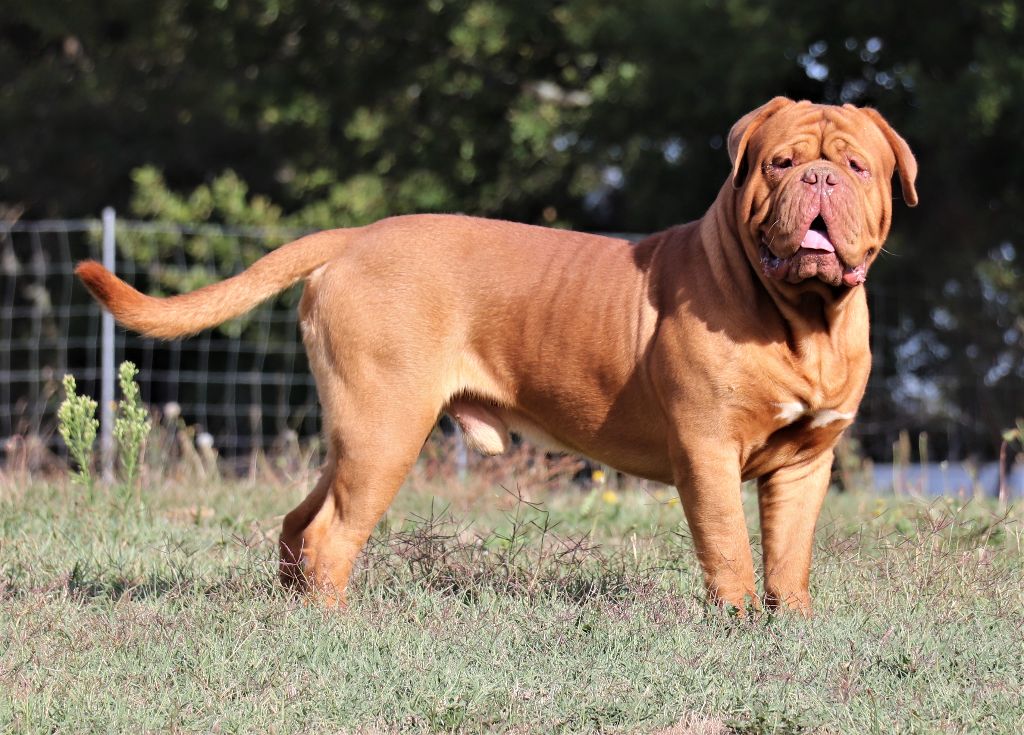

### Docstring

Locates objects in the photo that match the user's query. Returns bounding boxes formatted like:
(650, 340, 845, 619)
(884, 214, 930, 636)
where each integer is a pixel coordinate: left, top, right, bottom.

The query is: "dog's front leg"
(756, 450, 833, 615)
(672, 446, 758, 613)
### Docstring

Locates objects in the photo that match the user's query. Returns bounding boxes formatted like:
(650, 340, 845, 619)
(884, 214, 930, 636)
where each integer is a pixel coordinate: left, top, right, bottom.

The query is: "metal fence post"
(100, 207, 116, 481)
(455, 425, 468, 483)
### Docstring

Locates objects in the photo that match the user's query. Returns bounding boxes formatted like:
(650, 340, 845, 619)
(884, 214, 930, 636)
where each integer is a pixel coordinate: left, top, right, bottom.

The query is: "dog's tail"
(75, 228, 357, 340)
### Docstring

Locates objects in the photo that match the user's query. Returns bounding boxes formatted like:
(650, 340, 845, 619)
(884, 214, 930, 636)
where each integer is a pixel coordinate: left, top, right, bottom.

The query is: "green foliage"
(56, 363, 153, 500)
(56, 375, 99, 491)
(3, 0, 1024, 454)
(113, 361, 152, 492)
(1003, 418, 1024, 448)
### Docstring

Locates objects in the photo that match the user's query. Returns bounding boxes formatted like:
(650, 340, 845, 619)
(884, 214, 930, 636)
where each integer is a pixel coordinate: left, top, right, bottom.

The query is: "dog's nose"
(802, 166, 839, 188)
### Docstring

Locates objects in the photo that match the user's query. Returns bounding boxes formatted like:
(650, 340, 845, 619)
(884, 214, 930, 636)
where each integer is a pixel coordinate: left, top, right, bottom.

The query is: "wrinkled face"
(730, 101, 917, 291)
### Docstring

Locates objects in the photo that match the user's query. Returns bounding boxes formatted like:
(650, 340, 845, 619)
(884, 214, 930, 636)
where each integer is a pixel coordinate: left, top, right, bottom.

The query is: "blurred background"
(1, 0, 1021, 491)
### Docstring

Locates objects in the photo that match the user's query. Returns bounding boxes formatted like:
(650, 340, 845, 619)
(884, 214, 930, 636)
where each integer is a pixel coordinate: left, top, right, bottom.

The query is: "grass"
(1, 457, 1022, 734)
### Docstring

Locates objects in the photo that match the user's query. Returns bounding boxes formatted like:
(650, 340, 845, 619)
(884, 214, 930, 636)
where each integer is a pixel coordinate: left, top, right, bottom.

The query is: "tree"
(2, 0, 1021, 457)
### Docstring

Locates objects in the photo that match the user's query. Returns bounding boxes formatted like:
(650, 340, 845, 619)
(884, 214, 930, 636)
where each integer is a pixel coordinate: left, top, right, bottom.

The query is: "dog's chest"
(739, 396, 857, 479)
(773, 400, 855, 429)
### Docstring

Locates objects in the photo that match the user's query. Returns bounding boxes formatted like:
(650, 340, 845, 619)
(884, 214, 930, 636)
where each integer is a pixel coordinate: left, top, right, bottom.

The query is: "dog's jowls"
(77, 98, 917, 614)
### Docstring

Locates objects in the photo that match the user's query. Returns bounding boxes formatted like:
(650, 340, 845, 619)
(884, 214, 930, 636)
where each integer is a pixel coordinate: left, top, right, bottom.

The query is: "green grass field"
(1, 460, 1022, 734)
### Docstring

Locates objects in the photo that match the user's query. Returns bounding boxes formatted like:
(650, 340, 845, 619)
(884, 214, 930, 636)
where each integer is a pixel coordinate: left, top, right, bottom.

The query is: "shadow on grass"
(351, 495, 703, 613)
(8, 493, 1016, 619)
(1, 556, 283, 604)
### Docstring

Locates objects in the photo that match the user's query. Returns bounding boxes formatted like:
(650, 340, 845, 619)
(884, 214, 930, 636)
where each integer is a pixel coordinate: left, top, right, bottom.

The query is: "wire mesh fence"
(1, 216, 319, 457)
(0, 214, 1017, 470)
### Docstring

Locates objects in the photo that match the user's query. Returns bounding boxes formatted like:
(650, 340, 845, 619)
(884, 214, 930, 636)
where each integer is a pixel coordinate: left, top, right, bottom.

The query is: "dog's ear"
(859, 107, 919, 207)
(728, 97, 793, 188)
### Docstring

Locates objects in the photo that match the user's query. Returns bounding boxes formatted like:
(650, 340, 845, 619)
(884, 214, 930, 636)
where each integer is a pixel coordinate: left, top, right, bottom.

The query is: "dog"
(77, 97, 917, 614)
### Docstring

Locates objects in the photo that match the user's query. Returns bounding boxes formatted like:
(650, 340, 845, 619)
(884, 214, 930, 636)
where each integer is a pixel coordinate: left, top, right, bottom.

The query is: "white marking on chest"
(774, 402, 856, 428)
(775, 401, 807, 422)
(809, 409, 857, 428)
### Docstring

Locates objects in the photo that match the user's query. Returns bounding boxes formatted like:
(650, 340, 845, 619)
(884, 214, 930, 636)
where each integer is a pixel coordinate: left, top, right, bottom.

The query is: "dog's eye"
(773, 157, 794, 169)
(848, 158, 867, 174)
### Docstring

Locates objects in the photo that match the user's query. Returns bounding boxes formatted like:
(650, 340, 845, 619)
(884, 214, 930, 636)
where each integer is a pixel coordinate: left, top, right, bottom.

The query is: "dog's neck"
(697, 184, 869, 356)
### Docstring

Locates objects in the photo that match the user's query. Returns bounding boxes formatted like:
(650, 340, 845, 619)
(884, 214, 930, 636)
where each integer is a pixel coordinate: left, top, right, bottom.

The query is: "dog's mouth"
(760, 215, 866, 287)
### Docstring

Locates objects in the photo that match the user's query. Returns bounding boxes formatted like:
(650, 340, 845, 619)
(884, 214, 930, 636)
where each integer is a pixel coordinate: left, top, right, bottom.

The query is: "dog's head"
(727, 97, 917, 290)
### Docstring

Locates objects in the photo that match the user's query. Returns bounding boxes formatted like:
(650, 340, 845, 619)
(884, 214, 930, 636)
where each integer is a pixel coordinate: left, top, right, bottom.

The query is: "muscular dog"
(77, 97, 917, 614)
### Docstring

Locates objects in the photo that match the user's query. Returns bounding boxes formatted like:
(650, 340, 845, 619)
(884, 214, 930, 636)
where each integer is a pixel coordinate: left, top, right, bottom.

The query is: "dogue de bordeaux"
(77, 97, 917, 614)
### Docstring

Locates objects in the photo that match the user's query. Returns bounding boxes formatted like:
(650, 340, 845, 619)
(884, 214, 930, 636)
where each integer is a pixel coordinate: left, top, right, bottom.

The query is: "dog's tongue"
(801, 229, 835, 253)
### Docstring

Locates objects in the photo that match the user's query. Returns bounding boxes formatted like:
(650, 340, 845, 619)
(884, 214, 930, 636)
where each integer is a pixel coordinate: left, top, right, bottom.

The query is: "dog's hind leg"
(278, 396, 441, 604)
(278, 312, 445, 603)
(279, 452, 335, 590)
(285, 393, 440, 606)
(277, 253, 464, 605)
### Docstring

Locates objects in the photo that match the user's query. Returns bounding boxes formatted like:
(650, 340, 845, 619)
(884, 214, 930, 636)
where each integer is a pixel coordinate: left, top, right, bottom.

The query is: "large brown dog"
(77, 98, 917, 614)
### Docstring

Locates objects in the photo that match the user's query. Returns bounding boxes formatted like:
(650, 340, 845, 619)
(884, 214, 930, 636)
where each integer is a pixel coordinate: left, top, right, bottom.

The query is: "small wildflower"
(163, 401, 181, 422)
(601, 489, 619, 505)
(57, 374, 98, 489)
(196, 432, 215, 451)
(114, 361, 152, 488)
(592, 469, 606, 485)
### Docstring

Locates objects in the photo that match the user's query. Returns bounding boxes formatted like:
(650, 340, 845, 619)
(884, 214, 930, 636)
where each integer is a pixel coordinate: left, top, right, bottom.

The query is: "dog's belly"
(446, 393, 674, 484)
